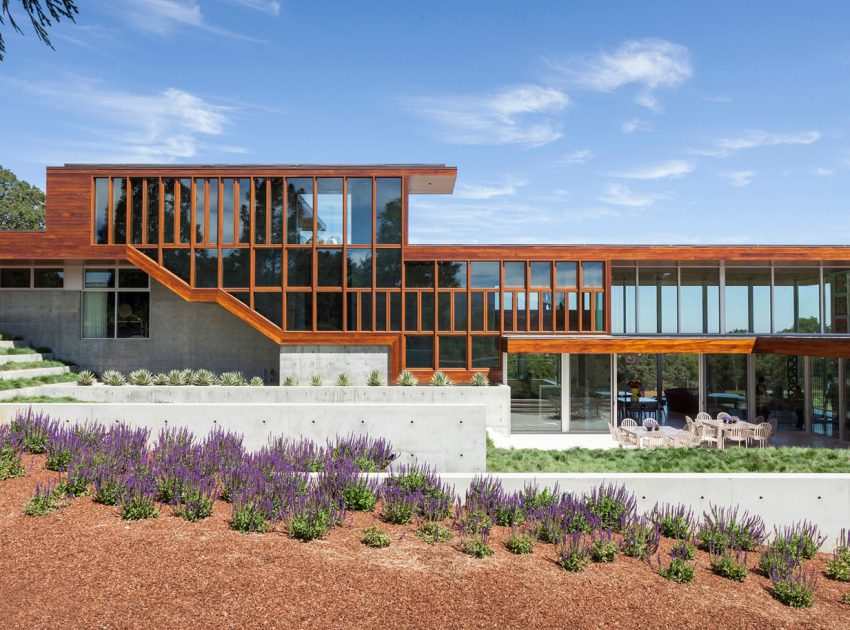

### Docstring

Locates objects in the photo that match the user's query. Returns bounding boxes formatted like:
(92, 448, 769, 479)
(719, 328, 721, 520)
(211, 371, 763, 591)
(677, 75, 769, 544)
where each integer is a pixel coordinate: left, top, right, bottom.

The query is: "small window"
(287, 249, 312, 287)
(439, 336, 466, 369)
(504, 262, 526, 287)
(582, 262, 604, 288)
(34, 269, 64, 288)
(222, 248, 250, 288)
(0, 268, 31, 288)
(316, 293, 343, 330)
(471, 336, 500, 368)
(470, 262, 500, 289)
(84, 269, 115, 289)
(556, 262, 577, 287)
(376, 249, 401, 287)
(438, 261, 467, 288)
(529, 262, 551, 287)
(405, 262, 434, 288)
(255, 292, 283, 327)
(82, 292, 115, 338)
(116, 292, 150, 338)
(347, 249, 372, 288)
(286, 292, 312, 330)
(317, 249, 343, 287)
(118, 269, 149, 289)
(195, 249, 218, 288)
(376, 177, 402, 244)
(255, 249, 282, 287)
(405, 335, 433, 369)
(163, 249, 190, 284)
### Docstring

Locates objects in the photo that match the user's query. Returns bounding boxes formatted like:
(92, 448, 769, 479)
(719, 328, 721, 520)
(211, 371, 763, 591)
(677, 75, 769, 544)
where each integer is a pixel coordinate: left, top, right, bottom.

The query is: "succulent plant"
(192, 369, 217, 386)
(430, 371, 454, 386)
(101, 370, 126, 386)
(336, 373, 352, 386)
(128, 369, 154, 386)
(152, 373, 168, 386)
(310, 375, 323, 386)
(395, 370, 418, 386)
(282, 376, 297, 386)
(248, 376, 264, 387)
(469, 371, 489, 386)
(219, 371, 246, 386)
(76, 370, 96, 386)
(167, 369, 190, 386)
(366, 369, 384, 386)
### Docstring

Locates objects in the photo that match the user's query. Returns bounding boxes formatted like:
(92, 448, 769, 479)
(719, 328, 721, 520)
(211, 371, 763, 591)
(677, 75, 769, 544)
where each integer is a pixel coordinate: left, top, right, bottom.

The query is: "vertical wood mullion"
(203, 179, 210, 246)
(124, 177, 131, 246)
(312, 179, 318, 332)
(217, 180, 223, 289)
(189, 180, 196, 287)
(107, 178, 114, 245)
(141, 179, 148, 247)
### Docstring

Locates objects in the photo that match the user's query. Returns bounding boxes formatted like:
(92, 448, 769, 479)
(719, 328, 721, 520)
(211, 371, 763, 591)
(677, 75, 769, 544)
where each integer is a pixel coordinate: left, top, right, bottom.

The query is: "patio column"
(804, 356, 813, 434)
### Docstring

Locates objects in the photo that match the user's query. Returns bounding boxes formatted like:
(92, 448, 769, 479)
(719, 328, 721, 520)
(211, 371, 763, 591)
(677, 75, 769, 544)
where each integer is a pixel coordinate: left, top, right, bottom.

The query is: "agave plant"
(76, 370, 96, 386)
(469, 372, 489, 386)
(430, 371, 454, 386)
(219, 372, 246, 386)
(249, 376, 264, 387)
(128, 369, 154, 386)
(282, 376, 297, 386)
(152, 373, 168, 386)
(192, 369, 217, 386)
(366, 369, 384, 386)
(310, 375, 323, 386)
(395, 370, 418, 386)
(336, 373, 352, 387)
(167, 369, 190, 386)
(101, 370, 126, 386)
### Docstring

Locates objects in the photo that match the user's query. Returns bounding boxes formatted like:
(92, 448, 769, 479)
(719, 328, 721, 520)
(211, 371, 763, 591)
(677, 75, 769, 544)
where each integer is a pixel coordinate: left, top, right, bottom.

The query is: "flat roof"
(54, 163, 453, 170)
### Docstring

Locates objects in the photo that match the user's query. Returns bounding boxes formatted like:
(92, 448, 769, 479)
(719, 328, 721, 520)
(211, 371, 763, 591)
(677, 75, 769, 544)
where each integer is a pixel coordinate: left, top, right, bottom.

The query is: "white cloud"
(702, 94, 733, 103)
(597, 183, 669, 207)
(229, 0, 280, 14)
(693, 129, 821, 158)
(553, 38, 692, 111)
(406, 84, 569, 146)
(455, 180, 525, 200)
(613, 160, 695, 180)
(5, 76, 239, 162)
(814, 167, 834, 176)
(112, 0, 266, 41)
(722, 170, 756, 187)
(562, 149, 594, 164)
(622, 118, 654, 134)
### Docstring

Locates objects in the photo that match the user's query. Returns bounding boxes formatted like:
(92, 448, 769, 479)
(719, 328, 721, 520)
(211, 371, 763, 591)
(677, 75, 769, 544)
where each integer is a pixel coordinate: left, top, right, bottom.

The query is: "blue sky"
(1, 0, 849, 245)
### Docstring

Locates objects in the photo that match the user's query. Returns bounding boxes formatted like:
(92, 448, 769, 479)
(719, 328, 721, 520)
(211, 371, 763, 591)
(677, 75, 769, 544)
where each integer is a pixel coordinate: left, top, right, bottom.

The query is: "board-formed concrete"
(0, 402, 487, 472)
(279, 345, 390, 385)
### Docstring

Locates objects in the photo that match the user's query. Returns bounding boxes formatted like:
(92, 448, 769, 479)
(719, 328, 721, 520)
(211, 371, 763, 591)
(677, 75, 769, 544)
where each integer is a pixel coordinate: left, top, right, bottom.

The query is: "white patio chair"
(641, 433, 667, 449)
(695, 412, 711, 422)
(695, 419, 719, 448)
(748, 422, 772, 448)
(621, 417, 637, 427)
(717, 412, 733, 422)
(669, 429, 699, 448)
(724, 424, 748, 448)
(614, 418, 638, 447)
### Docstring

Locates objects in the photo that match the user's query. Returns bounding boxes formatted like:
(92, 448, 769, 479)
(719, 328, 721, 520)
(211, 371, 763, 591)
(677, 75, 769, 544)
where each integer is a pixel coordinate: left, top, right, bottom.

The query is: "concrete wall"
(0, 280, 280, 381)
(0, 402, 487, 472)
(14, 383, 512, 433)
(279, 345, 389, 384)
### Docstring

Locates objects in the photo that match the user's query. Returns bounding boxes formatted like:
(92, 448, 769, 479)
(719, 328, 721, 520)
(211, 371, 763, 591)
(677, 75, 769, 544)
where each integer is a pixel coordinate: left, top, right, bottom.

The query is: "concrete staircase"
(0, 340, 70, 381)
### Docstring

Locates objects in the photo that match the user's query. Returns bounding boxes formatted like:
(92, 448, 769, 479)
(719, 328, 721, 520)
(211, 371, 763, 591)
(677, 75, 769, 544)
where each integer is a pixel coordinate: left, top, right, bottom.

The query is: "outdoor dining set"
(609, 412, 776, 450)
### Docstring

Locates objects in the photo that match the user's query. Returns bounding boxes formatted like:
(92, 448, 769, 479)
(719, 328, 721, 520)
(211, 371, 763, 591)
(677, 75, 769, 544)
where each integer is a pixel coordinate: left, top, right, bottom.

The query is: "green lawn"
(0, 395, 81, 403)
(0, 373, 77, 391)
(486, 440, 850, 473)
(0, 360, 65, 372)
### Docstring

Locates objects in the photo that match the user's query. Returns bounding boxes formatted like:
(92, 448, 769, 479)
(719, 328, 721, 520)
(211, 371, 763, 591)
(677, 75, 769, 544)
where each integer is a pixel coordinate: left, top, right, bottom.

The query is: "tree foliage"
(0, 0, 77, 61)
(0, 166, 46, 230)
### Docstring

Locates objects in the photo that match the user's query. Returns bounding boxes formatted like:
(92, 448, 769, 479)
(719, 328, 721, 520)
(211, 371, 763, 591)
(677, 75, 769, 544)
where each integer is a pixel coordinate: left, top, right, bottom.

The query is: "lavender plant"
(671, 538, 697, 561)
(362, 525, 391, 548)
(699, 504, 765, 552)
(0, 425, 24, 480)
(771, 521, 827, 561)
(648, 502, 695, 540)
(286, 491, 345, 541)
(230, 491, 272, 533)
(710, 545, 749, 581)
(585, 483, 636, 532)
(416, 520, 454, 544)
(10, 409, 56, 454)
(826, 529, 850, 582)
(380, 484, 419, 525)
(590, 528, 620, 563)
(119, 473, 159, 520)
(557, 533, 591, 572)
(25, 481, 63, 516)
(621, 517, 660, 559)
(758, 547, 799, 580)
(651, 543, 695, 584)
(505, 529, 535, 555)
(771, 565, 817, 608)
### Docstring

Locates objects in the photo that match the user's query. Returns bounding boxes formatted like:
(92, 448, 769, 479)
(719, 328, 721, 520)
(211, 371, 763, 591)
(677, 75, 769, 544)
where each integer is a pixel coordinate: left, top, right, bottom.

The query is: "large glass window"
(82, 267, 149, 339)
(285, 292, 312, 330)
(471, 336, 500, 368)
(755, 354, 805, 431)
(254, 178, 267, 244)
(705, 354, 748, 418)
(504, 262, 525, 287)
(438, 336, 466, 368)
(556, 262, 577, 287)
(317, 249, 342, 287)
(0, 268, 31, 288)
(207, 178, 218, 244)
(238, 178, 251, 244)
(193, 179, 205, 243)
(112, 177, 127, 244)
(162, 249, 190, 284)
(570, 354, 611, 432)
(317, 178, 343, 245)
(773, 267, 820, 333)
(376, 178, 401, 244)
(221, 179, 234, 244)
(508, 353, 561, 432)
(638, 268, 677, 333)
(222, 248, 250, 288)
(405, 335, 433, 368)
(725, 268, 770, 333)
(316, 293, 343, 330)
(825, 268, 850, 333)
(146, 179, 159, 245)
(179, 178, 191, 244)
(347, 249, 372, 288)
(347, 178, 372, 245)
(130, 178, 143, 244)
(611, 267, 636, 334)
(287, 250, 312, 287)
(34, 269, 63, 288)
(163, 178, 176, 243)
(530, 262, 551, 287)
(438, 261, 466, 288)
(617, 353, 698, 424)
(255, 292, 282, 328)
(582, 262, 604, 288)
(194, 249, 218, 288)
(471, 262, 500, 288)
(255, 249, 282, 287)
(376, 249, 401, 287)
(679, 268, 720, 334)
(94, 178, 109, 244)
(811, 357, 839, 437)
(270, 178, 284, 244)
(287, 178, 313, 245)
(405, 262, 434, 288)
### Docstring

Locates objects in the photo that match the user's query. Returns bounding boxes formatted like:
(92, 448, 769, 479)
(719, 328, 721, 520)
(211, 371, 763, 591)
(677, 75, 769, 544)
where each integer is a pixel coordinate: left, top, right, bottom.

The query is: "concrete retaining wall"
(0, 402, 487, 472)
(21, 383, 512, 433)
(279, 345, 390, 384)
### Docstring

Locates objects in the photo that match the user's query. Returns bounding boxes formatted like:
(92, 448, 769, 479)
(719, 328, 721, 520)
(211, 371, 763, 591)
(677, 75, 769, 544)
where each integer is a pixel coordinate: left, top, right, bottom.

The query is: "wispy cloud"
(455, 180, 526, 200)
(622, 117, 654, 134)
(813, 167, 834, 176)
(693, 129, 821, 158)
(722, 170, 756, 187)
(613, 160, 695, 180)
(405, 84, 569, 146)
(229, 0, 280, 14)
(551, 38, 692, 111)
(562, 149, 594, 164)
(110, 0, 266, 41)
(4, 76, 240, 162)
(702, 94, 733, 103)
(597, 183, 669, 207)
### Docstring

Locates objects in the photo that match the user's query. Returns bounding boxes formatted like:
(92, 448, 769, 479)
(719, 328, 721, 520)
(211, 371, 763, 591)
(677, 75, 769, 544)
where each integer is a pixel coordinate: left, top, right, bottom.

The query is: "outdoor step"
(0, 340, 29, 349)
(0, 353, 44, 365)
(0, 365, 70, 381)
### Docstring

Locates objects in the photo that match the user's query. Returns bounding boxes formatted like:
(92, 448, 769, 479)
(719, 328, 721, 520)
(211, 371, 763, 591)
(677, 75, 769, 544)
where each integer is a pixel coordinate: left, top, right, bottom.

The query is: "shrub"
(93, 471, 121, 506)
(76, 370, 96, 386)
(381, 485, 418, 525)
(25, 482, 63, 516)
(395, 370, 418, 386)
(417, 521, 453, 544)
(366, 369, 384, 386)
(557, 533, 591, 572)
(586, 483, 635, 532)
(710, 546, 749, 581)
(528, 494, 593, 543)
(590, 529, 620, 563)
(230, 500, 270, 533)
(505, 531, 535, 555)
(772, 521, 826, 561)
(463, 535, 494, 559)
(699, 505, 765, 552)
(174, 479, 216, 522)
(128, 369, 154, 386)
(758, 547, 799, 579)
(469, 371, 489, 386)
(101, 370, 126, 386)
(649, 502, 694, 540)
(0, 439, 24, 480)
(10, 410, 55, 454)
(621, 517, 660, 559)
(120, 475, 159, 520)
(671, 539, 697, 561)
(282, 376, 297, 386)
(771, 566, 817, 608)
(342, 480, 377, 512)
(841, 593, 850, 605)
(827, 529, 850, 582)
(336, 373, 352, 386)
(192, 369, 217, 386)
(430, 371, 454, 386)
(654, 555, 695, 584)
(219, 372, 246, 386)
(287, 495, 342, 542)
(309, 375, 323, 387)
(45, 430, 77, 472)
(361, 525, 391, 548)
(495, 494, 525, 527)
(248, 376, 264, 387)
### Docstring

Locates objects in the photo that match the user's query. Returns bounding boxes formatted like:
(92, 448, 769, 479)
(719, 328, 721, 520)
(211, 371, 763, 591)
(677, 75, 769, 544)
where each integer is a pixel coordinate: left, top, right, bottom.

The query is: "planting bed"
(1, 414, 849, 628)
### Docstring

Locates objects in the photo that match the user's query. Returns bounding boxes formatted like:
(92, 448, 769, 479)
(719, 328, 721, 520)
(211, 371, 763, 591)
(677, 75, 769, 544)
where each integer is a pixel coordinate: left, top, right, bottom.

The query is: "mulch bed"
(1, 454, 848, 629)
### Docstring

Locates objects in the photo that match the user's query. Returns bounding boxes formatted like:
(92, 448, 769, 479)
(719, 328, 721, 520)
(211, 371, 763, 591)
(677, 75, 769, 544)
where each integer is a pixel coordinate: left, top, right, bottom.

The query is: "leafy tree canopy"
(0, 0, 77, 61)
(0, 166, 46, 230)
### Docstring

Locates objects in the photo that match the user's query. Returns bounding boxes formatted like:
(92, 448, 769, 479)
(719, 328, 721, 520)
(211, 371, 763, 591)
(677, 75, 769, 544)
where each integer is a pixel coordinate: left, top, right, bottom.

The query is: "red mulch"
(1, 455, 848, 629)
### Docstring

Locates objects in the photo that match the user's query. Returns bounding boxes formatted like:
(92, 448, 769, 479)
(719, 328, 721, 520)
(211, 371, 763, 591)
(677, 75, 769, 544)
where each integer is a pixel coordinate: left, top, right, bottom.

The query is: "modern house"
(1, 163, 849, 443)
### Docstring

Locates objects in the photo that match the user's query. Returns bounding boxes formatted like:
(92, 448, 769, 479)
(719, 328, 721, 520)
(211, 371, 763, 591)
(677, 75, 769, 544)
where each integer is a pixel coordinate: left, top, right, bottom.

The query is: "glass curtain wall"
(637, 268, 677, 334)
(568, 354, 611, 432)
(755, 354, 805, 431)
(616, 354, 698, 425)
(680, 267, 720, 333)
(508, 353, 561, 432)
(705, 354, 748, 418)
(811, 357, 839, 437)
(725, 268, 771, 333)
(773, 268, 820, 333)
